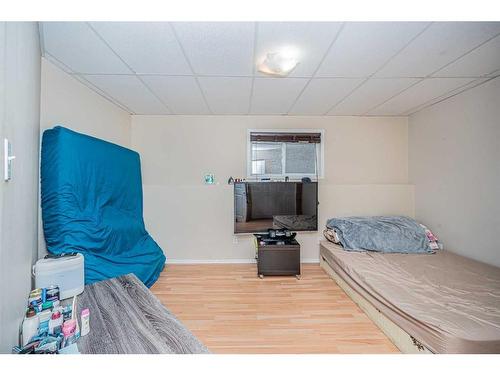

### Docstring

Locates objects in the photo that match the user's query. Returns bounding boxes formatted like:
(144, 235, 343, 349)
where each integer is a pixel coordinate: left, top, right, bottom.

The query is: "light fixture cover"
(258, 52, 299, 77)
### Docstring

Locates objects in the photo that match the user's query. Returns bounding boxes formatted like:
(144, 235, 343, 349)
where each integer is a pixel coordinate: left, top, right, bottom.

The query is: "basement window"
(247, 130, 324, 179)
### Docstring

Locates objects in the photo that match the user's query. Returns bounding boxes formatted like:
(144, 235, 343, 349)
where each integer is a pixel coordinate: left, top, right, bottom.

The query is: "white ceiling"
(40, 22, 500, 116)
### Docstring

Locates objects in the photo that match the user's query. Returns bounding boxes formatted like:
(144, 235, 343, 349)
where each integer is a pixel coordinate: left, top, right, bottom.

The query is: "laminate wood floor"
(151, 264, 399, 354)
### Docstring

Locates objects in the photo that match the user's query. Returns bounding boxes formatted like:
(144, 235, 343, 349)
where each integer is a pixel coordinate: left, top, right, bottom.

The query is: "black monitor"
(234, 181, 318, 234)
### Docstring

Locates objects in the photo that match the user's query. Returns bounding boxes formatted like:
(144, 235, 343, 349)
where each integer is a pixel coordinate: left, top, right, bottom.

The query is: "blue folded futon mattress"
(41, 126, 166, 287)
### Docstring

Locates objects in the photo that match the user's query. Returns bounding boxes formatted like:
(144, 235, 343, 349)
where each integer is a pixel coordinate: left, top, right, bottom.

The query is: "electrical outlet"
(233, 236, 239, 244)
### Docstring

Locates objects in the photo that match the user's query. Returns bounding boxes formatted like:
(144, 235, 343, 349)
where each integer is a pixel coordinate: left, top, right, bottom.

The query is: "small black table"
(254, 235, 301, 279)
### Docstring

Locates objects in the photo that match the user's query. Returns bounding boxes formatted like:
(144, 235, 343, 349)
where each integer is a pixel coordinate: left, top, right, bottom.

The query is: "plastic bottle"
(48, 310, 63, 335)
(71, 295, 80, 339)
(37, 309, 52, 335)
(22, 307, 39, 346)
(80, 308, 90, 336)
(61, 319, 77, 347)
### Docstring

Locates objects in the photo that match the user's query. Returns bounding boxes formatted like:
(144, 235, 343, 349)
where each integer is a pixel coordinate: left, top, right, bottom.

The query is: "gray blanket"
(77, 274, 209, 354)
(326, 216, 433, 253)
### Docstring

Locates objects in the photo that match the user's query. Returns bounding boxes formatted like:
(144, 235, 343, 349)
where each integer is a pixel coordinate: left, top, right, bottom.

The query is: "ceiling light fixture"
(257, 46, 300, 77)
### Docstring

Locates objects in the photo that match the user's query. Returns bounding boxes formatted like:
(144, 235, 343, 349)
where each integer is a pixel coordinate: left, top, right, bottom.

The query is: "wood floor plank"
(151, 263, 399, 354)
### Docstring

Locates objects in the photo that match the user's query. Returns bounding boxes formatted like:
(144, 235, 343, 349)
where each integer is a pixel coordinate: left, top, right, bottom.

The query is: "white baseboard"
(166, 258, 319, 265)
(167, 259, 255, 264)
(302, 258, 320, 263)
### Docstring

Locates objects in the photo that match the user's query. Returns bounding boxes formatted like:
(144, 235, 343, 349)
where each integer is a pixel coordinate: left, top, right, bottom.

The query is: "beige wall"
(0, 22, 41, 352)
(40, 58, 131, 147)
(409, 77, 500, 267)
(38, 59, 132, 257)
(132, 115, 414, 262)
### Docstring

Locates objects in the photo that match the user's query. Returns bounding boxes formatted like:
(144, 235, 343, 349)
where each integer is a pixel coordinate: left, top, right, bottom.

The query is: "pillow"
(323, 228, 340, 244)
(420, 224, 443, 250)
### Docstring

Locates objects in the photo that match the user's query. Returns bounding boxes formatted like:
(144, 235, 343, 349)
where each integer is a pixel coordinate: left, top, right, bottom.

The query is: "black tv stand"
(254, 230, 301, 279)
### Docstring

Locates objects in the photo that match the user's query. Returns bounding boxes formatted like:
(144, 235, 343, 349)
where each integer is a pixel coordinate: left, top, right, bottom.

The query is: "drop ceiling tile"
(329, 78, 419, 115)
(198, 77, 252, 114)
(488, 69, 500, 77)
(83, 75, 169, 114)
(434, 35, 500, 77)
(256, 22, 342, 77)
(89, 22, 191, 75)
(368, 78, 475, 115)
(251, 78, 309, 114)
(172, 22, 255, 76)
(289, 78, 363, 115)
(376, 22, 500, 78)
(42, 22, 132, 74)
(141, 76, 209, 114)
(316, 22, 429, 78)
(403, 78, 490, 115)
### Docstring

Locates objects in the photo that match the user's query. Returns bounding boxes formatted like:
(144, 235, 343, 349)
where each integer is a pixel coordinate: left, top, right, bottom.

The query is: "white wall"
(40, 58, 131, 147)
(38, 59, 132, 257)
(132, 115, 414, 262)
(409, 77, 500, 267)
(0, 22, 41, 353)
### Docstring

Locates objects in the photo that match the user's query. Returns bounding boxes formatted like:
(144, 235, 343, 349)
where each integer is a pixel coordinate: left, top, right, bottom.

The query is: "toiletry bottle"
(49, 311, 64, 335)
(62, 319, 77, 347)
(22, 307, 39, 346)
(71, 295, 80, 339)
(37, 309, 53, 335)
(80, 308, 90, 336)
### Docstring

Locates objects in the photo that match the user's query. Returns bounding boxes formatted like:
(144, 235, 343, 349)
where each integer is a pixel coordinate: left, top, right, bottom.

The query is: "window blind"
(250, 132, 321, 144)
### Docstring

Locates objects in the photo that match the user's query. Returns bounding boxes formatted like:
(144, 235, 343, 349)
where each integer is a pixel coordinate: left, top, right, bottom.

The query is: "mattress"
(41, 126, 166, 287)
(320, 240, 500, 353)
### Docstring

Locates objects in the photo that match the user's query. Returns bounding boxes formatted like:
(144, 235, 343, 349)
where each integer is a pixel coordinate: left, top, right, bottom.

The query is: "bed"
(320, 240, 500, 354)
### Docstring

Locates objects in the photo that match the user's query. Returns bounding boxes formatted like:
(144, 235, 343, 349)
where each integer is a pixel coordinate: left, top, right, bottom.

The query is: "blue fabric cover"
(326, 216, 433, 253)
(41, 126, 165, 287)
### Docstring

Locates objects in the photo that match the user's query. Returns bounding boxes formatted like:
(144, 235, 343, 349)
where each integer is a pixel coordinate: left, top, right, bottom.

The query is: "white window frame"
(246, 129, 325, 180)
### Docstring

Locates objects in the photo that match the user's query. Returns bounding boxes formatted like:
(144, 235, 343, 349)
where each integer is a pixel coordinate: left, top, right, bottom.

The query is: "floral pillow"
(323, 228, 340, 244)
(420, 224, 443, 250)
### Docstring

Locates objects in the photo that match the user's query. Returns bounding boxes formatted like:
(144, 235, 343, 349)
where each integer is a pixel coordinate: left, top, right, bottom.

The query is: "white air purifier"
(33, 253, 85, 300)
